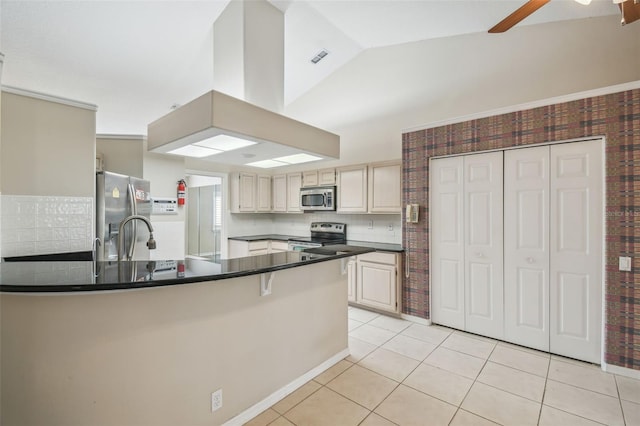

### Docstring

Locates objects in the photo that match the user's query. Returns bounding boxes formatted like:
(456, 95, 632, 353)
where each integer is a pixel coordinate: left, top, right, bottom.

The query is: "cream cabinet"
(337, 162, 401, 214)
(272, 174, 287, 212)
(368, 161, 402, 213)
(227, 239, 290, 258)
(337, 165, 368, 213)
(230, 172, 256, 213)
(348, 251, 401, 314)
(302, 170, 319, 187)
(318, 168, 336, 185)
(287, 173, 302, 213)
(256, 174, 272, 212)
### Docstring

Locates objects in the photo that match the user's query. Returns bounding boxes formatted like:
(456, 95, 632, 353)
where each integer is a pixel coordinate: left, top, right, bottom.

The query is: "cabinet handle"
(475, 252, 484, 258)
(526, 257, 535, 264)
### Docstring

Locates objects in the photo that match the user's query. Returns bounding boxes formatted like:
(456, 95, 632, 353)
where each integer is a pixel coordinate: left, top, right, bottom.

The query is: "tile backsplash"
(0, 195, 93, 258)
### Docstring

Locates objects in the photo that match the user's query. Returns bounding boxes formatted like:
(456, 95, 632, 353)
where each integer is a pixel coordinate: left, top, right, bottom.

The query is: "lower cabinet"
(348, 251, 401, 314)
(228, 240, 288, 258)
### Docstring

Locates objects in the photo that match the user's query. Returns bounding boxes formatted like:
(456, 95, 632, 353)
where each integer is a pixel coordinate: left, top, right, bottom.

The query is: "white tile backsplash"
(0, 195, 93, 258)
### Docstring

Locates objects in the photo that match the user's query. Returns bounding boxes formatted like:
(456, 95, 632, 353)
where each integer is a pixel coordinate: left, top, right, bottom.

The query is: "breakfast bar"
(0, 248, 373, 426)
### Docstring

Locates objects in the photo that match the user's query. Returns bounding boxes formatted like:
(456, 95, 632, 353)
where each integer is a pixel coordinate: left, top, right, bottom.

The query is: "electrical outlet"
(619, 256, 632, 272)
(211, 389, 223, 412)
(368, 220, 373, 229)
(388, 223, 393, 231)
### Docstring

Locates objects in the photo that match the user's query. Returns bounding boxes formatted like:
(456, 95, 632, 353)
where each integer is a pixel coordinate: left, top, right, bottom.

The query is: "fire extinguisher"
(177, 179, 186, 206)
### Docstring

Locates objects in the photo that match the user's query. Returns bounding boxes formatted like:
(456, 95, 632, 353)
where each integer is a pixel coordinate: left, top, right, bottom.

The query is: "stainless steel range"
(288, 222, 347, 251)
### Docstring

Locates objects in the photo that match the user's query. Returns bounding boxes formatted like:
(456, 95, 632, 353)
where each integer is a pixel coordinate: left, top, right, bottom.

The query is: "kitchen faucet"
(117, 215, 156, 261)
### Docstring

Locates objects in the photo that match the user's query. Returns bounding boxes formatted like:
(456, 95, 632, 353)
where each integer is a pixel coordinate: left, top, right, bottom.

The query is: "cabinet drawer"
(248, 241, 269, 251)
(357, 251, 397, 265)
(270, 241, 289, 251)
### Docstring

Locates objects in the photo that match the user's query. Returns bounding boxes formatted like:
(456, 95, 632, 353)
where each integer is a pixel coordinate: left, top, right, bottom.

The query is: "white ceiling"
(0, 0, 621, 136)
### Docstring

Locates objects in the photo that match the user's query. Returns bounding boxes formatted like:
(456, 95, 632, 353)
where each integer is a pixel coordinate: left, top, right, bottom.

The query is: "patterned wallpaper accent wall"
(402, 89, 639, 369)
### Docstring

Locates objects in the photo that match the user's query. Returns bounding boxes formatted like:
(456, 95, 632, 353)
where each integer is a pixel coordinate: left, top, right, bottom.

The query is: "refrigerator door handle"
(127, 183, 137, 260)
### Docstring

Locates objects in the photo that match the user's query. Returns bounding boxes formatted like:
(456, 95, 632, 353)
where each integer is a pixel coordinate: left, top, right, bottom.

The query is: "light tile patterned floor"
(245, 307, 640, 426)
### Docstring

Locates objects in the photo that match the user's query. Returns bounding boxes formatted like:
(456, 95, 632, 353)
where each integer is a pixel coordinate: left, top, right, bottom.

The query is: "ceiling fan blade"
(620, 0, 640, 25)
(489, 0, 551, 33)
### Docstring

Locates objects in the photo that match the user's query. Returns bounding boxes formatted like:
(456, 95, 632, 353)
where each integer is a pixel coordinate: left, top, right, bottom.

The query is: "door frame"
(428, 136, 606, 364)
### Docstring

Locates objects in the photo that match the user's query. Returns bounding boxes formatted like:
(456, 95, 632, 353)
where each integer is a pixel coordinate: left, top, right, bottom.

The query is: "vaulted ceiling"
(0, 0, 629, 136)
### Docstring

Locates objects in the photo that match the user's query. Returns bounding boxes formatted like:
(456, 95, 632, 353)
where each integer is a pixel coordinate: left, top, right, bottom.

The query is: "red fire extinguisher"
(177, 179, 186, 206)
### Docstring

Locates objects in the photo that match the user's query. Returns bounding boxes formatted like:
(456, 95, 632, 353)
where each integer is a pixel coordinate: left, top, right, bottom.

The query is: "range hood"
(147, 90, 339, 168)
(147, 0, 339, 168)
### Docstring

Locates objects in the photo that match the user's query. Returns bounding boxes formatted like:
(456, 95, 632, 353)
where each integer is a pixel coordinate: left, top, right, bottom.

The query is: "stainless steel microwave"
(300, 186, 336, 211)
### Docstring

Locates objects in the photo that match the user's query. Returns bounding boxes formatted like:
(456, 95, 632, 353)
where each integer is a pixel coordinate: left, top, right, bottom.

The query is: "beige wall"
(0, 91, 96, 197)
(0, 260, 348, 425)
(96, 136, 144, 178)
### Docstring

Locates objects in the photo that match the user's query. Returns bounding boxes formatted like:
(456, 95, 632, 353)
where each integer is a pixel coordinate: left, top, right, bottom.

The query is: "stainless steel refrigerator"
(96, 171, 152, 261)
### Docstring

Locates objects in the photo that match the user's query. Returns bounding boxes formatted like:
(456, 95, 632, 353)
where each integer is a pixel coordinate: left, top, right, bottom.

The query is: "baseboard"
(400, 313, 432, 326)
(223, 348, 350, 426)
(602, 362, 640, 380)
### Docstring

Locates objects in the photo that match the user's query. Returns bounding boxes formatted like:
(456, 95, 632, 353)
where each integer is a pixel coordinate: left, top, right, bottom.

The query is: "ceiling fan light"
(574, 0, 592, 4)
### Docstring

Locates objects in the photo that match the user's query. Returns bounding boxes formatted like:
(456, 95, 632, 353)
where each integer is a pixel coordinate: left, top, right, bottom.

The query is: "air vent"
(311, 50, 329, 64)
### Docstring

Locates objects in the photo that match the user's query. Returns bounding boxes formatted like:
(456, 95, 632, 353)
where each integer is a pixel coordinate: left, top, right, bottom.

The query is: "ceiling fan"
(488, 0, 640, 33)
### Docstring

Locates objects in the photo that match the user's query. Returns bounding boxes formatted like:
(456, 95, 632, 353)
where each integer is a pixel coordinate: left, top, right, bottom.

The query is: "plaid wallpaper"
(402, 88, 639, 370)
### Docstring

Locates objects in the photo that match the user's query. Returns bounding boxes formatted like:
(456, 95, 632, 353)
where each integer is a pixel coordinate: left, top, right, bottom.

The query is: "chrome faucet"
(117, 215, 156, 261)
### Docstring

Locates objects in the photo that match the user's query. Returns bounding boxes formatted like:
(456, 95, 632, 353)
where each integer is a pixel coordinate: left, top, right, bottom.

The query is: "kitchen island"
(0, 248, 373, 426)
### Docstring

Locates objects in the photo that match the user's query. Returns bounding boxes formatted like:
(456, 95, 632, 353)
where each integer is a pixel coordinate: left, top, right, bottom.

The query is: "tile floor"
(245, 307, 640, 426)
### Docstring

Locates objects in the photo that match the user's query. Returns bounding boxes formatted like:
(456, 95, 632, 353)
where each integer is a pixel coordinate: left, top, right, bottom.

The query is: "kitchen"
(1, 0, 640, 425)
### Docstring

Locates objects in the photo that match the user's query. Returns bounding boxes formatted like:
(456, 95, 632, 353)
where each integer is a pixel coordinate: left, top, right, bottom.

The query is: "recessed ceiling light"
(167, 145, 222, 158)
(311, 50, 329, 64)
(274, 153, 323, 164)
(194, 134, 256, 151)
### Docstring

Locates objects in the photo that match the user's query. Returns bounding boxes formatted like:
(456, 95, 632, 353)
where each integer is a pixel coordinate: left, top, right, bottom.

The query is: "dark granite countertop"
(0, 246, 375, 293)
(228, 234, 304, 242)
(228, 234, 404, 252)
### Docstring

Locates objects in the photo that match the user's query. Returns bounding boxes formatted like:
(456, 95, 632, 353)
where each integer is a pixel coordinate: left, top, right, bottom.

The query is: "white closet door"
(504, 146, 550, 351)
(464, 152, 504, 339)
(430, 156, 465, 330)
(549, 140, 603, 363)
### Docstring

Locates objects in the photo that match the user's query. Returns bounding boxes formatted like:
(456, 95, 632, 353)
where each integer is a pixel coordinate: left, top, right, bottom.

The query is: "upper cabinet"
(287, 173, 302, 213)
(272, 174, 287, 212)
(230, 172, 257, 213)
(368, 161, 402, 213)
(337, 165, 368, 213)
(337, 161, 401, 214)
(256, 174, 272, 212)
(302, 170, 318, 187)
(318, 168, 336, 185)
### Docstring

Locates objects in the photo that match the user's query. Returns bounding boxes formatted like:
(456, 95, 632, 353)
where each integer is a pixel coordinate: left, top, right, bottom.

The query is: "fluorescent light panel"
(168, 134, 257, 158)
(246, 159, 286, 168)
(273, 153, 322, 164)
(194, 134, 256, 151)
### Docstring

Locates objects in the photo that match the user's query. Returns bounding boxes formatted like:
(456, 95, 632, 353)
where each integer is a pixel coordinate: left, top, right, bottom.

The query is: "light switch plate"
(619, 256, 632, 272)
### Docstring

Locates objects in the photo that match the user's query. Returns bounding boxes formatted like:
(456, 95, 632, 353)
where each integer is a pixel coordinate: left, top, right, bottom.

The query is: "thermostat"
(151, 197, 178, 215)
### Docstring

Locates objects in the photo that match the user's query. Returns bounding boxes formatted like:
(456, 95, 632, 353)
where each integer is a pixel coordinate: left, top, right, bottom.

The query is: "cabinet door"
(549, 140, 602, 363)
(228, 240, 249, 258)
(270, 241, 289, 252)
(430, 157, 465, 330)
(504, 145, 550, 351)
(302, 171, 318, 187)
(318, 168, 336, 185)
(347, 259, 357, 302)
(464, 152, 504, 340)
(337, 165, 367, 213)
(238, 173, 256, 212)
(287, 173, 302, 212)
(356, 261, 397, 312)
(368, 161, 402, 213)
(256, 175, 272, 212)
(272, 174, 287, 212)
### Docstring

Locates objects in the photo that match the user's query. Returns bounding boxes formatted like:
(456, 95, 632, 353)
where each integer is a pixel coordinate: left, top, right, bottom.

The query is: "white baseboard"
(602, 362, 640, 380)
(400, 313, 432, 326)
(223, 348, 350, 426)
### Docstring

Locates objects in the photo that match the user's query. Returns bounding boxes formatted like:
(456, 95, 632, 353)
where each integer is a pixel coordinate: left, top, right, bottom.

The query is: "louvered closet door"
(430, 156, 465, 330)
(549, 140, 603, 363)
(504, 146, 550, 351)
(464, 152, 504, 339)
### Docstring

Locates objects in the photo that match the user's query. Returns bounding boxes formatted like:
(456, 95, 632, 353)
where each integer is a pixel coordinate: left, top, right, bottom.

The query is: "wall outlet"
(619, 256, 632, 272)
(211, 389, 223, 412)
(368, 220, 373, 229)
